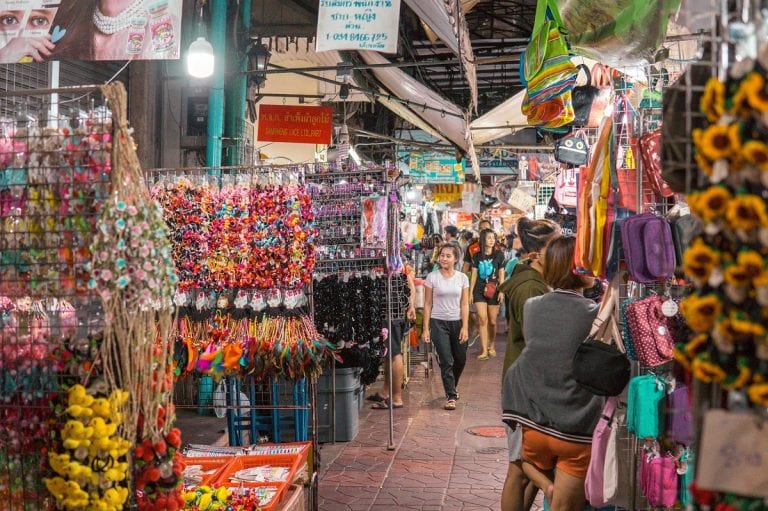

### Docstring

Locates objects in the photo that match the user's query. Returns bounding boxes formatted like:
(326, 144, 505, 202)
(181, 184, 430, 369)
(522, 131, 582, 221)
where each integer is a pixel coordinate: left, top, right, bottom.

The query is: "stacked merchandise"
(151, 175, 335, 381)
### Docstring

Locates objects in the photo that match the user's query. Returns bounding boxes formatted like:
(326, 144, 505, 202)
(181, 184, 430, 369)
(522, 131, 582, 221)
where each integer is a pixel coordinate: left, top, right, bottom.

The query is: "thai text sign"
(257, 105, 333, 145)
(316, 0, 401, 53)
(400, 150, 465, 184)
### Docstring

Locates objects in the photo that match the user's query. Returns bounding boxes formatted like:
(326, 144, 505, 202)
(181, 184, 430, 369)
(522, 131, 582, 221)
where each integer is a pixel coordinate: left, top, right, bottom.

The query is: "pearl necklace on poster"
(92, 0, 149, 34)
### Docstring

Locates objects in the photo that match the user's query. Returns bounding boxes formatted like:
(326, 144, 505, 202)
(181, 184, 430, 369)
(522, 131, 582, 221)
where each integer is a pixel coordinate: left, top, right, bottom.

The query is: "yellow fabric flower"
(701, 77, 726, 122)
(692, 355, 726, 383)
(747, 382, 768, 406)
(736, 250, 765, 278)
(691, 186, 731, 222)
(696, 124, 740, 161)
(683, 239, 720, 281)
(741, 140, 768, 171)
(726, 194, 768, 230)
(741, 71, 768, 112)
(717, 311, 766, 341)
(673, 347, 692, 372)
(722, 361, 752, 390)
(754, 268, 768, 287)
(694, 152, 715, 177)
(681, 294, 723, 333)
(724, 263, 751, 287)
(685, 333, 710, 357)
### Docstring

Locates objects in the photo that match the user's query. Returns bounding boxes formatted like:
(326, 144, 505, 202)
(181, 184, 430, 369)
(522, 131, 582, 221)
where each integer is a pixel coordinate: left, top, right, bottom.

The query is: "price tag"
(661, 299, 678, 317)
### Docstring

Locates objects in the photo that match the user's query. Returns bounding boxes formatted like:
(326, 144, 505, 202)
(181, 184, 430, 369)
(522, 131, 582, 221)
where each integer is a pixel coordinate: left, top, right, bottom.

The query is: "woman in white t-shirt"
(422, 243, 470, 410)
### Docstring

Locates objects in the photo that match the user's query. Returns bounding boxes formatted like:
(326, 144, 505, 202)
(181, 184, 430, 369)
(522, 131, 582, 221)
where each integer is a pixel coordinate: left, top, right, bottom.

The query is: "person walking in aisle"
(502, 236, 603, 511)
(470, 229, 505, 360)
(444, 225, 464, 270)
(496, 217, 561, 511)
(462, 219, 493, 273)
(422, 243, 470, 411)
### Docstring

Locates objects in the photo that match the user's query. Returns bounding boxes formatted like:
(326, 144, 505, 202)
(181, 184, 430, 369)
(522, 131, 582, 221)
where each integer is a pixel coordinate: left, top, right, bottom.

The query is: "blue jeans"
(430, 318, 466, 400)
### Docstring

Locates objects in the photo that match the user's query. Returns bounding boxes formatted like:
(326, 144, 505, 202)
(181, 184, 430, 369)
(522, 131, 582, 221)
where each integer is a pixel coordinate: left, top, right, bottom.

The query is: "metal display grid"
(0, 85, 112, 510)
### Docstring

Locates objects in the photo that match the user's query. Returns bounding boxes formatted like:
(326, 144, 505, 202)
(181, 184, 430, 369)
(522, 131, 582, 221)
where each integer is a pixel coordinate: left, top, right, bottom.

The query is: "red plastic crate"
(213, 454, 301, 508)
(180, 456, 233, 488)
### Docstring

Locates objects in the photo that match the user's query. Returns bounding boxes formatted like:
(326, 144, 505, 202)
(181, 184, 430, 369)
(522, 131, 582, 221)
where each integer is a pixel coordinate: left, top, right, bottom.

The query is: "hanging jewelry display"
(88, 82, 177, 444)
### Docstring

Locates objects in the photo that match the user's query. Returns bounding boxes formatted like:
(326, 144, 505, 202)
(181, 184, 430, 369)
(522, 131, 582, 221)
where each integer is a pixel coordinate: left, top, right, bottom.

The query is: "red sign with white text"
(257, 104, 333, 144)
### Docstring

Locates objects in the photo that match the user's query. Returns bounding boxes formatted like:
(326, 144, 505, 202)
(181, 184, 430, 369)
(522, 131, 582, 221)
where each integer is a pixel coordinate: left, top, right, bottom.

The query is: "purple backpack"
(667, 384, 694, 445)
(620, 214, 675, 283)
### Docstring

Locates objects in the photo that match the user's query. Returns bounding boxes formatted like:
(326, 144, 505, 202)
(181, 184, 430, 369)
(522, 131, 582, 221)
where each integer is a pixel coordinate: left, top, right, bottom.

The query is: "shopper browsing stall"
(470, 229, 505, 360)
(422, 243, 470, 411)
(497, 217, 560, 511)
(502, 236, 603, 511)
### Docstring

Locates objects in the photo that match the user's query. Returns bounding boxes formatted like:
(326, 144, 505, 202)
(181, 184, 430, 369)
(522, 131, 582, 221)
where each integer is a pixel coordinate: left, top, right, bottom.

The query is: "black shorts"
(388, 319, 404, 357)
(473, 283, 500, 306)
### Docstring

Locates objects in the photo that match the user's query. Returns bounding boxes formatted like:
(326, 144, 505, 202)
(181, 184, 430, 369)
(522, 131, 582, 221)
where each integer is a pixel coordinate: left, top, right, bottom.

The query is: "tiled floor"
(317, 332, 514, 511)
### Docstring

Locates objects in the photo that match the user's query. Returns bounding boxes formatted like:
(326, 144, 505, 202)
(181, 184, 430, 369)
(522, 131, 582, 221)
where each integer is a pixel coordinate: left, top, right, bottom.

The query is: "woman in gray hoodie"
(502, 236, 603, 511)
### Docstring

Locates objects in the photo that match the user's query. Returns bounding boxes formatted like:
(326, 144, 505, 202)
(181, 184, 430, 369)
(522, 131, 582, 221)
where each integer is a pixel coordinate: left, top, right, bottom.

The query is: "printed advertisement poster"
(0, 0, 182, 63)
(399, 150, 465, 184)
(316, 0, 401, 53)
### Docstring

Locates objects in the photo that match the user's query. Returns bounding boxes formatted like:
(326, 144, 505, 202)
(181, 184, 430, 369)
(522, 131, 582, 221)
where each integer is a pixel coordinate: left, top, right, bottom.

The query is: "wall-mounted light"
(187, 37, 215, 78)
(247, 42, 271, 87)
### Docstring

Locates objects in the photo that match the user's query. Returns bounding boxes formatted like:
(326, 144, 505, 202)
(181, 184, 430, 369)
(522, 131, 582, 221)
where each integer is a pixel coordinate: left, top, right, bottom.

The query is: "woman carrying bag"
(470, 229, 506, 360)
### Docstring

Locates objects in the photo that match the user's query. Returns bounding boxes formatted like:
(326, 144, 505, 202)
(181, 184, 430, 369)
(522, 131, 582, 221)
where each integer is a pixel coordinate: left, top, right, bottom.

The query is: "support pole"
(224, 0, 251, 166)
(206, 0, 227, 178)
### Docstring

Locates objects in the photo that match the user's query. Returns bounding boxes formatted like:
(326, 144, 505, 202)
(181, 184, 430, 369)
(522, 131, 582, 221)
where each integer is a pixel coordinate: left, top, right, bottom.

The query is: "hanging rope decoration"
(88, 82, 178, 441)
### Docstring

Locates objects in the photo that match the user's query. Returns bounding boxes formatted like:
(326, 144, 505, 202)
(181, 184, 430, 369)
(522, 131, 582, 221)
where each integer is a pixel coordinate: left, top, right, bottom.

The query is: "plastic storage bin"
(316, 367, 361, 442)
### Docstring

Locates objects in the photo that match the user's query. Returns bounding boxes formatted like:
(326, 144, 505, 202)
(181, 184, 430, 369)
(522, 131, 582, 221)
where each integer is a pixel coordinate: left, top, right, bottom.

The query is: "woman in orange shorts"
(501, 236, 604, 511)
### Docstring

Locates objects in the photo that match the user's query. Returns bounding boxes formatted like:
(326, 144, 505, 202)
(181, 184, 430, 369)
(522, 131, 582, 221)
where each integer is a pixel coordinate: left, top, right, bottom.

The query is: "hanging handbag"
(639, 452, 678, 507)
(627, 374, 665, 439)
(670, 214, 701, 269)
(614, 95, 657, 212)
(667, 383, 694, 446)
(523, 0, 578, 105)
(572, 64, 614, 128)
(638, 128, 674, 197)
(522, 89, 575, 128)
(585, 396, 622, 507)
(624, 295, 675, 367)
(573, 276, 631, 396)
(554, 131, 589, 167)
(620, 213, 675, 284)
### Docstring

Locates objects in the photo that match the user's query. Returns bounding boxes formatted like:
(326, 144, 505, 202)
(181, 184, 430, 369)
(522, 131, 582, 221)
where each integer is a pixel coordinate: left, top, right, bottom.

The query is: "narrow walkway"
(318, 333, 512, 510)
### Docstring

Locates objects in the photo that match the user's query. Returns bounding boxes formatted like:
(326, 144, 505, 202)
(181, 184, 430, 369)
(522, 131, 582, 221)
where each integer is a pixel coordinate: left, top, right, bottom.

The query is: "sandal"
(371, 399, 403, 409)
(477, 353, 489, 361)
(489, 349, 497, 358)
(444, 399, 457, 410)
(365, 393, 387, 403)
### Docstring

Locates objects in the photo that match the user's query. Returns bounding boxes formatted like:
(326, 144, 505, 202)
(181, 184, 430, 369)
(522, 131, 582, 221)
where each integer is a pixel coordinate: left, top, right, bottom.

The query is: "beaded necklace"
(92, 0, 148, 34)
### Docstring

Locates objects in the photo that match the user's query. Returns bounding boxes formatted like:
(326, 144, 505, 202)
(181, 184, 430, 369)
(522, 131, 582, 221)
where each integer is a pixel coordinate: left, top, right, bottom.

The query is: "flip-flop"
(371, 399, 403, 409)
(366, 393, 387, 403)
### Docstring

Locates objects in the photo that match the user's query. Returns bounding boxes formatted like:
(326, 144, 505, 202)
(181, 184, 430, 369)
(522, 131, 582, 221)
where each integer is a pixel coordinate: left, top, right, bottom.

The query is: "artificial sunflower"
(747, 382, 768, 406)
(740, 140, 768, 171)
(690, 185, 731, 222)
(681, 293, 723, 333)
(701, 77, 726, 122)
(694, 152, 715, 177)
(696, 123, 741, 161)
(725, 193, 768, 231)
(721, 358, 752, 390)
(741, 71, 768, 113)
(692, 354, 727, 383)
(683, 238, 721, 282)
(736, 249, 765, 278)
(673, 346, 692, 372)
(716, 311, 766, 342)
(685, 332, 711, 358)
(723, 263, 751, 287)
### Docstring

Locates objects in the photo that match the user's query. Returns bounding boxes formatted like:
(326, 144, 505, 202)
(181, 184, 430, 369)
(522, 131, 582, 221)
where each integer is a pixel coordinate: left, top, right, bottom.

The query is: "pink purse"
(638, 129, 674, 198)
(640, 453, 678, 507)
(624, 295, 674, 367)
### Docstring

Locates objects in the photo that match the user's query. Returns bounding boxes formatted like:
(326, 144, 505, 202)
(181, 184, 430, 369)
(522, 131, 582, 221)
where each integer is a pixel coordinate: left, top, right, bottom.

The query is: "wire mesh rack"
(0, 84, 112, 510)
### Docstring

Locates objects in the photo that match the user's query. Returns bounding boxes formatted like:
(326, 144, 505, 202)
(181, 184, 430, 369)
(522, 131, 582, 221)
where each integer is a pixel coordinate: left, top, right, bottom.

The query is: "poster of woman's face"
(0, 0, 182, 63)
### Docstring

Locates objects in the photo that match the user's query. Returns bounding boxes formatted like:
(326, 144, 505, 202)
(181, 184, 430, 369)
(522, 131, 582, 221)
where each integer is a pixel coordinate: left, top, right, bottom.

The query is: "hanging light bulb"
(187, 36, 215, 78)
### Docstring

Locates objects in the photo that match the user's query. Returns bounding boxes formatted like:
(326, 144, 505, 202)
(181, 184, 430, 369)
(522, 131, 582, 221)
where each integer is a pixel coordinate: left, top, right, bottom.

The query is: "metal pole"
(224, 0, 251, 167)
(385, 177, 395, 451)
(206, 0, 227, 184)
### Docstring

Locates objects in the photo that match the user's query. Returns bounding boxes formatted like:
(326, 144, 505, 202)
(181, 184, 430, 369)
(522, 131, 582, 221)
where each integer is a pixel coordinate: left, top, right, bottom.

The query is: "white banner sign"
(316, 0, 401, 53)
